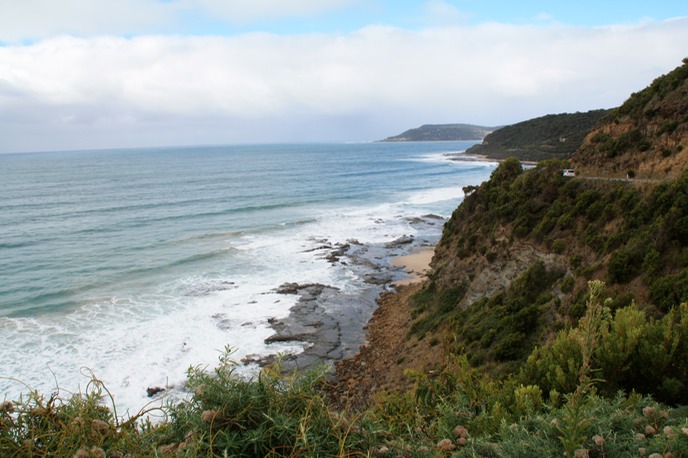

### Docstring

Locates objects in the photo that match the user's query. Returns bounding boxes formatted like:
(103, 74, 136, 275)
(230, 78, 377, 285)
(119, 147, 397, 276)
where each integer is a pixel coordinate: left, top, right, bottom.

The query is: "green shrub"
(0, 376, 164, 457)
(166, 348, 375, 456)
(649, 268, 688, 312)
(561, 275, 575, 293)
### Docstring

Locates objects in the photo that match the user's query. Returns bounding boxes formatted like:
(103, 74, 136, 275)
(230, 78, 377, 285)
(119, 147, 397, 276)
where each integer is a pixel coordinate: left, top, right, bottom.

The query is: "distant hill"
(573, 58, 688, 179)
(381, 123, 495, 142)
(465, 110, 610, 162)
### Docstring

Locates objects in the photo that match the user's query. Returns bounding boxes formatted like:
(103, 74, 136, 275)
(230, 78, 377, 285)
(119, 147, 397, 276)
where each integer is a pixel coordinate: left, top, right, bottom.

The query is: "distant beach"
(390, 246, 435, 286)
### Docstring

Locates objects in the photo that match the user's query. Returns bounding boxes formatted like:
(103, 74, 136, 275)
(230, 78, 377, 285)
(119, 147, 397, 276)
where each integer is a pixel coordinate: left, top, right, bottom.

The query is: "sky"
(0, 1, 687, 153)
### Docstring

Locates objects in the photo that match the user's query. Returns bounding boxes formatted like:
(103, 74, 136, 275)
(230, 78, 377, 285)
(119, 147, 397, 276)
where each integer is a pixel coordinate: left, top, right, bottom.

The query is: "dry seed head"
(645, 425, 656, 436)
(372, 445, 389, 455)
(456, 437, 468, 446)
(91, 419, 109, 435)
(648, 454, 662, 458)
(638, 448, 646, 456)
(1, 401, 14, 413)
(200, 409, 218, 423)
(195, 384, 205, 397)
(453, 425, 469, 438)
(185, 429, 198, 442)
(90, 447, 105, 458)
(574, 449, 589, 458)
(635, 433, 646, 441)
(682, 426, 688, 435)
(642, 406, 655, 417)
(436, 438, 456, 451)
(592, 435, 605, 446)
(73, 449, 89, 458)
(664, 425, 676, 439)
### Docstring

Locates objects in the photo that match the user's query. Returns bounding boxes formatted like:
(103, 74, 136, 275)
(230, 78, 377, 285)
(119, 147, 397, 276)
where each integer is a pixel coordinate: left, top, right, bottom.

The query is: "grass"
(2, 287, 688, 457)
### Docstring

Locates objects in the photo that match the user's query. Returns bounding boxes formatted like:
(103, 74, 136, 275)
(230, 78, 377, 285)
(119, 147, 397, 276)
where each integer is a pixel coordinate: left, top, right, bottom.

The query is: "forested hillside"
(422, 158, 688, 400)
(466, 110, 609, 161)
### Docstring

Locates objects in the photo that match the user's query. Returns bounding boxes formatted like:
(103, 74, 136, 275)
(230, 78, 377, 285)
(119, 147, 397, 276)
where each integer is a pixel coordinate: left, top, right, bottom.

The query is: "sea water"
(0, 142, 496, 415)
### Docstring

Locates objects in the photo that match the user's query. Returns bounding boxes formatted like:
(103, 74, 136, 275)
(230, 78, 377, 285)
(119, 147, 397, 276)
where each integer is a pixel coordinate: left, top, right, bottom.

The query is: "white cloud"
(0, 0, 173, 42)
(1, 19, 687, 152)
(0, 0, 363, 42)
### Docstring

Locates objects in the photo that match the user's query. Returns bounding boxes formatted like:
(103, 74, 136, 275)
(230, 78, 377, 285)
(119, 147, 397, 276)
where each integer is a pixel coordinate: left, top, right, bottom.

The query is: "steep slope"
(573, 58, 688, 179)
(402, 60, 688, 402)
(465, 110, 609, 161)
(419, 157, 688, 395)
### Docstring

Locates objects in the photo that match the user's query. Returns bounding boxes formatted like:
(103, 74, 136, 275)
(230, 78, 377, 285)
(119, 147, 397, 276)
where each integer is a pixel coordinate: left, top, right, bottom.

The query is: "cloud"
(1, 18, 687, 152)
(0, 0, 173, 42)
(0, 0, 363, 42)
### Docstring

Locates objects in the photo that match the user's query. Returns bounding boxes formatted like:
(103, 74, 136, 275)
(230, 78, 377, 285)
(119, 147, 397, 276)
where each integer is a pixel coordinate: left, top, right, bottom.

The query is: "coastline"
(256, 220, 445, 376)
(328, 246, 443, 409)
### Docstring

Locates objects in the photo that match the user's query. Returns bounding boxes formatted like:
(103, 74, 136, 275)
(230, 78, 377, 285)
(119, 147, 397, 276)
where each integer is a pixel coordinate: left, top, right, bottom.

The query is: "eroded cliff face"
(433, 239, 568, 311)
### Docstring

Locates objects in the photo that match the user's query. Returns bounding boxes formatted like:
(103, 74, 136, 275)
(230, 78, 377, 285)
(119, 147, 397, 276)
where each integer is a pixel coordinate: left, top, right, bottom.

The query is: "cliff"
(573, 58, 688, 179)
(334, 59, 688, 408)
(381, 123, 495, 142)
(413, 59, 688, 397)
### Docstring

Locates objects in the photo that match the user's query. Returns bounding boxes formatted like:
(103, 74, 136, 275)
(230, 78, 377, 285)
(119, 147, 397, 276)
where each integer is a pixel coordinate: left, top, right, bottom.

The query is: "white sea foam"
(405, 186, 464, 205)
(1, 202, 405, 414)
(0, 143, 496, 416)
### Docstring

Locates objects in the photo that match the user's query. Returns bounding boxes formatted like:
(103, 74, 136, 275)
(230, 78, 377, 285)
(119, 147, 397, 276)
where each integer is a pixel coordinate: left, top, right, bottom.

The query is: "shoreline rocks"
(251, 214, 446, 376)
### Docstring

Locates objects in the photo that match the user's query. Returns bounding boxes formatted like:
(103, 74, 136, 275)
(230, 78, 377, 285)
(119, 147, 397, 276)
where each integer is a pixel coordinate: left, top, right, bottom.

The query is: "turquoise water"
(0, 142, 495, 412)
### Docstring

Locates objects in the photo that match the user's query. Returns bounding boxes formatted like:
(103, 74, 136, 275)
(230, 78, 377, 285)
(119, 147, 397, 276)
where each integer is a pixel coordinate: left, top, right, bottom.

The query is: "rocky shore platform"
(243, 214, 444, 379)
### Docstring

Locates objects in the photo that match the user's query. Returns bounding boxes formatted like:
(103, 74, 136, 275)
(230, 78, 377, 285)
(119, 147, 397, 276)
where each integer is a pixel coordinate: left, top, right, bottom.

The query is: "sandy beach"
(390, 246, 435, 286)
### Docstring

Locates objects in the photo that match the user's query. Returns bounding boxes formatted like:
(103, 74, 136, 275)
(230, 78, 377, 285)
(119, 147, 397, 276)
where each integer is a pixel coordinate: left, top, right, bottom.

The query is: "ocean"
(0, 142, 496, 415)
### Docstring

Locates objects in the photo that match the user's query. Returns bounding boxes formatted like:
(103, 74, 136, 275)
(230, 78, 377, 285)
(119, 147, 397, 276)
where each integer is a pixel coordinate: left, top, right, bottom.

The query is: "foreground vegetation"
(1, 282, 687, 457)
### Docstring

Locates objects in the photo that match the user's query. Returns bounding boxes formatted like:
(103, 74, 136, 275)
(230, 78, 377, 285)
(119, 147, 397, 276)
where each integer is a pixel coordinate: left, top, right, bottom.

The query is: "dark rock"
(147, 386, 166, 398)
(304, 244, 333, 253)
(385, 235, 414, 248)
(274, 282, 339, 295)
(265, 333, 316, 343)
(363, 273, 393, 285)
(325, 243, 351, 263)
(275, 282, 301, 294)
